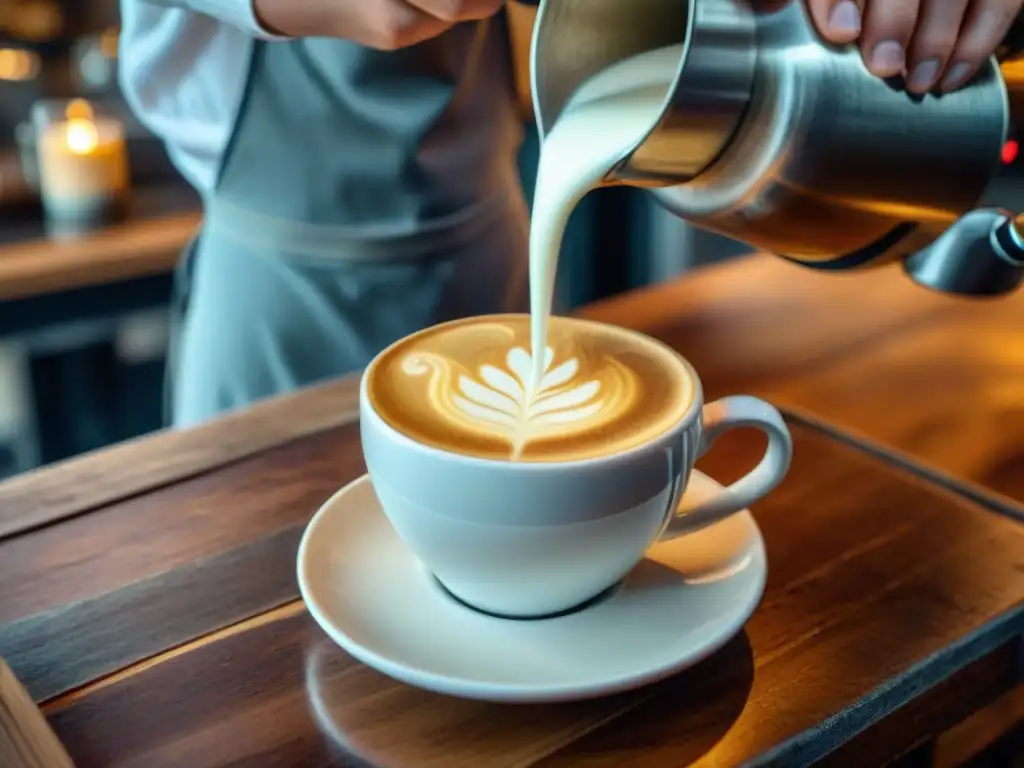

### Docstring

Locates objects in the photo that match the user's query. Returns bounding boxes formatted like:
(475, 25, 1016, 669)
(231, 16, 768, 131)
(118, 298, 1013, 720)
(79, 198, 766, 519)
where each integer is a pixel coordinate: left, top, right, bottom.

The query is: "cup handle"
(661, 395, 792, 540)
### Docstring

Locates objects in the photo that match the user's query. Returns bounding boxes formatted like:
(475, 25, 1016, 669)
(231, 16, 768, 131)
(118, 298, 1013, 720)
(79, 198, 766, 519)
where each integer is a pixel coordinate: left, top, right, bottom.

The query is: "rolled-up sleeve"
(139, 0, 286, 39)
(119, 0, 279, 191)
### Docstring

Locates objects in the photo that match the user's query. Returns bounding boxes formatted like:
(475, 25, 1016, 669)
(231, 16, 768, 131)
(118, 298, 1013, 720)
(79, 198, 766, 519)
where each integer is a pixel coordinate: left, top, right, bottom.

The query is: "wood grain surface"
(31, 419, 1024, 768)
(0, 421, 363, 701)
(578, 254, 1024, 505)
(0, 659, 74, 768)
(2, 252, 1024, 765)
(0, 376, 359, 543)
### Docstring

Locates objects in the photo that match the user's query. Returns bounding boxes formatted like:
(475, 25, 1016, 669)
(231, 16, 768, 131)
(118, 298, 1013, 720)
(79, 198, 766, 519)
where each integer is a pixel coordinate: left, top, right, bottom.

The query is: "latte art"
(401, 344, 639, 459)
(366, 315, 694, 462)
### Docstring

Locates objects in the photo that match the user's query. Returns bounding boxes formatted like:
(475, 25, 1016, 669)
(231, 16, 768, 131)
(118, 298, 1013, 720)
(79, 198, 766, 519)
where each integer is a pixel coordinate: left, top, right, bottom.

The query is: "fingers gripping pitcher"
(526, 0, 1024, 297)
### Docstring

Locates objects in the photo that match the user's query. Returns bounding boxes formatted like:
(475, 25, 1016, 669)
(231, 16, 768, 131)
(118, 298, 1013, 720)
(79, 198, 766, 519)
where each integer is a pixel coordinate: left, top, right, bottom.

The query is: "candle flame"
(66, 119, 99, 155)
(62, 100, 100, 154)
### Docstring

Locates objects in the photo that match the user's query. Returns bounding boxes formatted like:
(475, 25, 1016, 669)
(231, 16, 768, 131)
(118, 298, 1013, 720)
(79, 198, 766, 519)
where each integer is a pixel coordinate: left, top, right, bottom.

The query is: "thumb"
(806, 0, 863, 44)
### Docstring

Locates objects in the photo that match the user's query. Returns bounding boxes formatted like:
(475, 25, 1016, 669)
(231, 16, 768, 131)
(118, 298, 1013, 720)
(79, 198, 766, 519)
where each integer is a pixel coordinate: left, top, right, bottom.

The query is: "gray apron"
(167, 18, 529, 428)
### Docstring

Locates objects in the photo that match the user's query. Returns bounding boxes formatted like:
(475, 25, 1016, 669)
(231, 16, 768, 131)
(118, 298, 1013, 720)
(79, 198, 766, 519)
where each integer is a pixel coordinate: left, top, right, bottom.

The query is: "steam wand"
(902, 209, 1024, 297)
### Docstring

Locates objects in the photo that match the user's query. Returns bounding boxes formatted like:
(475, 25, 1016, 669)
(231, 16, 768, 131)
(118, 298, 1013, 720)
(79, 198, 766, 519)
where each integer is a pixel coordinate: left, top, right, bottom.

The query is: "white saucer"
(297, 472, 767, 704)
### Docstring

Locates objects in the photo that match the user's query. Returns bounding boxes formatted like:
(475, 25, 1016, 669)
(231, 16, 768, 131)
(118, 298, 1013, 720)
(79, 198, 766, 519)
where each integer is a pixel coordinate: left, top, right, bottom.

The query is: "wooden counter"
(0, 253, 1020, 766)
(0, 191, 199, 302)
(577, 254, 1024, 510)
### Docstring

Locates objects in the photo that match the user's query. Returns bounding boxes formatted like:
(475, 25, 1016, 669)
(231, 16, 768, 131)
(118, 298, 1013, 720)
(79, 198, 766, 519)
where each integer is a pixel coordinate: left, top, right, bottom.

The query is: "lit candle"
(37, 99, 129, 228)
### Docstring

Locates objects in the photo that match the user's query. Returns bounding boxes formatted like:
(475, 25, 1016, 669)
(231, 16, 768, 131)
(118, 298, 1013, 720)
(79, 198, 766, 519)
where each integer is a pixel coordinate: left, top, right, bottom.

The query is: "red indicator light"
(1003, 140, 1019, 164)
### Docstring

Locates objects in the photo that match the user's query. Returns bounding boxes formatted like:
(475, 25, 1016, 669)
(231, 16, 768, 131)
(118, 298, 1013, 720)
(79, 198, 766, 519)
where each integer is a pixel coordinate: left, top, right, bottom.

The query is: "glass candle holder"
(33, 98, 130, 230)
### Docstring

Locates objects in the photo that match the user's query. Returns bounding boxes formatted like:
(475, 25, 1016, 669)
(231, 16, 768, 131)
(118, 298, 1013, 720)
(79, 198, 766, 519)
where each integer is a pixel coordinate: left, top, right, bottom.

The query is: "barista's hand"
(254, 0, 503, 49)
(806, 0, 1023, 93)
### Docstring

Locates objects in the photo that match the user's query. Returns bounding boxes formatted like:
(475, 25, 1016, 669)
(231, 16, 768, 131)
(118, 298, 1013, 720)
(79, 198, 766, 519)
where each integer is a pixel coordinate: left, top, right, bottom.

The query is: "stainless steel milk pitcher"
(528, 0, 1024, 296)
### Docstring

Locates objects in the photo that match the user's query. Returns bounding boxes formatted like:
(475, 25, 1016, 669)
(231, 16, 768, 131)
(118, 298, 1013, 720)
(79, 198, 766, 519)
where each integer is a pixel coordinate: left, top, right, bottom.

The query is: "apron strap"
(202, 189, 513, 264)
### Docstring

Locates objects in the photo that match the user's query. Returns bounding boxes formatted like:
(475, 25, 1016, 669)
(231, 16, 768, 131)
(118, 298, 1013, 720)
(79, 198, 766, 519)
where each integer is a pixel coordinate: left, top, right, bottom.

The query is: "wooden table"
(0, 254, 1021, 767)
(577, 255, 1024, 511)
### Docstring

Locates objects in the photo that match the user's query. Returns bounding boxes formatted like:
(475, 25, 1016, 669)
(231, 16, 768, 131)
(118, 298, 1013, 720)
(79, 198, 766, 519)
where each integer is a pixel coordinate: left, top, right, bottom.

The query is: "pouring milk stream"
(528, 47, 680, 390)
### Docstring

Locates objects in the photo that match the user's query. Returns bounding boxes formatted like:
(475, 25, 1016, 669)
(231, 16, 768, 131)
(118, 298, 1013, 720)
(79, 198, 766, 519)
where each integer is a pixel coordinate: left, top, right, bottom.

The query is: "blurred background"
(0, 0, 1020, 480)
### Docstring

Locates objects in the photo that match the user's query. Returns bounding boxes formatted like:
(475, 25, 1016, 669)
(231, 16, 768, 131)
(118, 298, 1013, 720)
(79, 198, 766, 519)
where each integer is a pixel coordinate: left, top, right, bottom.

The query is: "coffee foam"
(366, 315, 694, 462)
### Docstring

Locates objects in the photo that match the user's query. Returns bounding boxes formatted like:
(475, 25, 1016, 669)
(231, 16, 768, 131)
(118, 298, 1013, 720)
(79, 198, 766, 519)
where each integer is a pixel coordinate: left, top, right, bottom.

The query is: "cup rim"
(360, 314, 704, 470)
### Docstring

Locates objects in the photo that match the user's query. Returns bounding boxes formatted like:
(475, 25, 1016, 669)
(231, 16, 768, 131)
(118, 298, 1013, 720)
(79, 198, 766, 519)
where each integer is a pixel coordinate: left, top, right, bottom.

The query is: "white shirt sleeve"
(134, 0, 283, 39)
(118, 0, 284, 194)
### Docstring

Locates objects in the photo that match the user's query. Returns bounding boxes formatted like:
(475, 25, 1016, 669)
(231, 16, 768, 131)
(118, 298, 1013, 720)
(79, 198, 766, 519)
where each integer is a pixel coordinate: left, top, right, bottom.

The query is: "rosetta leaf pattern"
(451, 346, 603, 457)
(401, 343, 635, 460)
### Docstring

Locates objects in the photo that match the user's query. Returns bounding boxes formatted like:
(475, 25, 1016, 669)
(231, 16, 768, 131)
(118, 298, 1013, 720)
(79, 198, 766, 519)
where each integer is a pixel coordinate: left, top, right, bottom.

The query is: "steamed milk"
(367, 314, 692, 461)
(528, 46, 682, 387)
(366, 47, 688, 462)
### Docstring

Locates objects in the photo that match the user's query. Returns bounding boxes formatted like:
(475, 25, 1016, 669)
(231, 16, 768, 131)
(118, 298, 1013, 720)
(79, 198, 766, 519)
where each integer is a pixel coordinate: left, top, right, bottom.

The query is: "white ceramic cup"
(360, 320, 792, 618)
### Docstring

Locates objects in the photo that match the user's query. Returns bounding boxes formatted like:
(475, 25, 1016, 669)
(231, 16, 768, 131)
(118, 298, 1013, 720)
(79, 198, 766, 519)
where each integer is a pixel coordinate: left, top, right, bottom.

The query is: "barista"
(118, 0, 1021, 428)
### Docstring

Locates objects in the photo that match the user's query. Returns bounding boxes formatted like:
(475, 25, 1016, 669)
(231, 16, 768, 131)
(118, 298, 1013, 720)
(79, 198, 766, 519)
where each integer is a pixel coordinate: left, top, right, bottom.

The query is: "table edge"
(785, 407, 1024, 523)
(0, 375, 361, 541)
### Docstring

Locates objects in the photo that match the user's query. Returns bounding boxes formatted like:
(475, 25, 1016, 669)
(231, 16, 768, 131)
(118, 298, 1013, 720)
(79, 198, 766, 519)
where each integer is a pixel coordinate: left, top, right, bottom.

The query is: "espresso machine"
(524, 0, 1024, 297)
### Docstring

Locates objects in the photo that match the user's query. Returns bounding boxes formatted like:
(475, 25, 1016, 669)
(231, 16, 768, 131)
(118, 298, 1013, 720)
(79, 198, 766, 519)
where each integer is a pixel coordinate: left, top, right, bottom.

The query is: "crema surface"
(366, 315, 694, 462)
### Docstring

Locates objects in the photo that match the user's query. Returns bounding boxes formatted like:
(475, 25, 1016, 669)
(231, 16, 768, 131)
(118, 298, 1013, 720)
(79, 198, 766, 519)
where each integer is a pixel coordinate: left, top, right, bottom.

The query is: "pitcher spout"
(530, 0, 757, 185)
